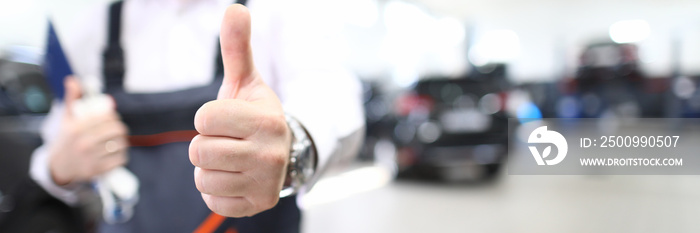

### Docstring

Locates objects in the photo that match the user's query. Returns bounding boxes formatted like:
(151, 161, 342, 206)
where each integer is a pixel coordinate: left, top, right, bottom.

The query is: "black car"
(390, 74, 512, 181)
(555, 42, 667, 118)
(0, 55, 86, 232)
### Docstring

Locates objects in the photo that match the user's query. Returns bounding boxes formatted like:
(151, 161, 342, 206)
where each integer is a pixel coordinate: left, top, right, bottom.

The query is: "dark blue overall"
(98, 1, 300, 232)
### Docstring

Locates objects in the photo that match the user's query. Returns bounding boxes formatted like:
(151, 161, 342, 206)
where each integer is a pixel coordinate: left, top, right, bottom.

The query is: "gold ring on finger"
(105, 140, 119, 154)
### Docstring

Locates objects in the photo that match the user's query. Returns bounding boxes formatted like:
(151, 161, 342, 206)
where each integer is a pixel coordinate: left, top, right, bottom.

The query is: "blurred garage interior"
(2, 0, 700, 232)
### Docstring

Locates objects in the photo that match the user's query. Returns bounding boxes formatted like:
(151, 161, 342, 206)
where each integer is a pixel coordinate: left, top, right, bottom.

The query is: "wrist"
(49, 156, 73, 186)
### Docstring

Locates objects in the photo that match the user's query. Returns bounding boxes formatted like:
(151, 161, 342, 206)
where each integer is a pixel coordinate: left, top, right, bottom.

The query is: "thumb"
(218, 4, 255, 100)
(63, 76, 82, 117)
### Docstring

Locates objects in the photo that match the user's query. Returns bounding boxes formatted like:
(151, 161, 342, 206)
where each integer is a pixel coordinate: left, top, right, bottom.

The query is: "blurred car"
(0, 51, 86, 232)
(556, 42, 667, 118)
(0, 56, 51, 195)
(390, 68, 514, 182)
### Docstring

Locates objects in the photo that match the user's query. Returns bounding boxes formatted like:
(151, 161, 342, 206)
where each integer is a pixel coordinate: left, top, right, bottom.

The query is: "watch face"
(302, 153, 315, 178)
(286, 114, 316, 185)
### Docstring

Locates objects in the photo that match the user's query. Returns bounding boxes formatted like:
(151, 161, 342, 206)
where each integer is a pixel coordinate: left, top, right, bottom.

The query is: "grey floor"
(302, 120, 700, 232)
(302, 166, 700, 233)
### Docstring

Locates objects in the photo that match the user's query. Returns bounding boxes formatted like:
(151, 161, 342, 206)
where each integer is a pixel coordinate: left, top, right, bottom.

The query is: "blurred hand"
(190, 4, 291, 217)
(48, 76, 129, 186)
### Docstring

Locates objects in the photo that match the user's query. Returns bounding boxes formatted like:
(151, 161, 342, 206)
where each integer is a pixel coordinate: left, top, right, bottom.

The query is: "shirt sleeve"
(29, 102, 84, 205)
(257, 0, 365, 174)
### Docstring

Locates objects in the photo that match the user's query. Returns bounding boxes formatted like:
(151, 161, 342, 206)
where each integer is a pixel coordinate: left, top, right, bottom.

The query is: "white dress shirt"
(30, 0, 364, 205)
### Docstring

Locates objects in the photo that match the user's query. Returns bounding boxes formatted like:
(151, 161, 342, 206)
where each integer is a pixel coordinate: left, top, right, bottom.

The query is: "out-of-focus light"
(506, 90, 541, 122)
(342, 0, 379, 28)
(383, 1, 434, 34)
(478, 93, 501, 115)
(380, 1, 466, 83)
(582, 93, 601, 116)
(373, 139, 398, 176)
(380, 1, 428, 87)
(24, 86, 49, 113)
(394, 121, 416, 143)
(609, 20, 651, 44)
(469, 30, 520, 66)
(0, 1, 35, 20)
(517, 102, 543, 123)
(4, 45, 43, 64)
(391, 66, 419, 88)
(435, 17, 466, 48)
(557, 96, 579, 118)
(417, 121, 441, 143)
(674, 76, 696, 99)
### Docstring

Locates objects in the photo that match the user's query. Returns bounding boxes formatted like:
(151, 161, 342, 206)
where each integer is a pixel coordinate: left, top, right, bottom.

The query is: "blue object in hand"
(43, 21, 74, 101)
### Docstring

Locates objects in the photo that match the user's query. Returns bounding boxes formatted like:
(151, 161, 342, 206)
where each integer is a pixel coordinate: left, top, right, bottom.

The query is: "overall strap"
(102, 0, 249, 142)
(103, 1, 125, 91)
(103, 0, 248, 91)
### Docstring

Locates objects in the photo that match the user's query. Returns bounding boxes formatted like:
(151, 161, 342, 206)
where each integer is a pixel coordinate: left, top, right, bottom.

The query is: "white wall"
(4, 0, 700, 83)
(412, 0, 700, 82)
(0, 0, 114, 54)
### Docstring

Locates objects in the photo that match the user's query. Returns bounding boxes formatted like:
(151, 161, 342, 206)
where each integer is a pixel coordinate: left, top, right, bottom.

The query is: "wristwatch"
(280, 114, 318, 198)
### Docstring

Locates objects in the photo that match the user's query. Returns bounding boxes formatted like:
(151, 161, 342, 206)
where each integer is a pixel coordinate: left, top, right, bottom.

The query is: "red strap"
(128, 130, 199, 147)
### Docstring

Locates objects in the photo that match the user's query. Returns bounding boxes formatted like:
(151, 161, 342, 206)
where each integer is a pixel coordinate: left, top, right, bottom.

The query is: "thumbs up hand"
(190, 4, 291, 217)
(48, 76, 129, 186)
